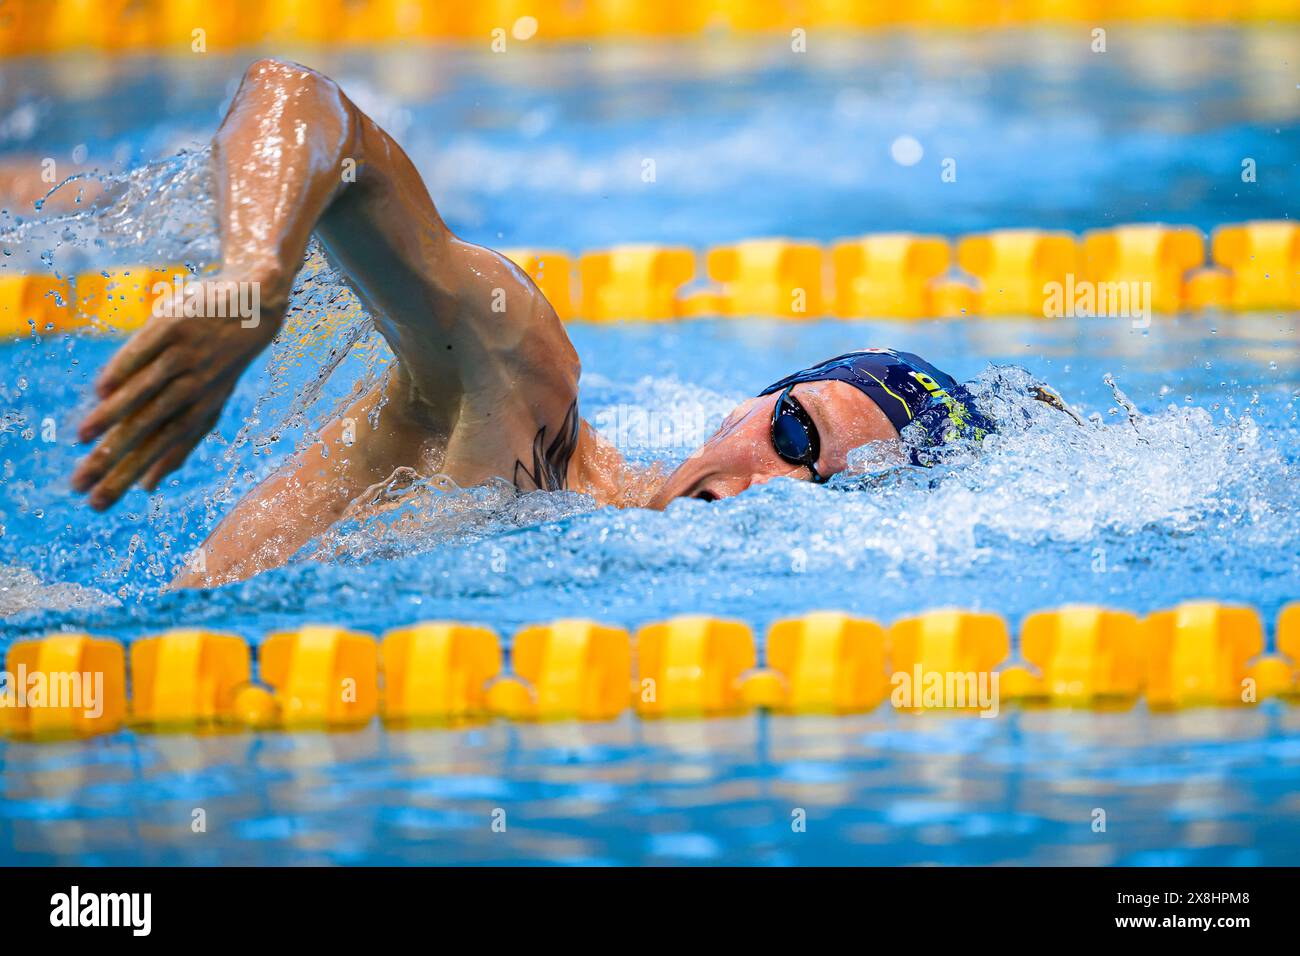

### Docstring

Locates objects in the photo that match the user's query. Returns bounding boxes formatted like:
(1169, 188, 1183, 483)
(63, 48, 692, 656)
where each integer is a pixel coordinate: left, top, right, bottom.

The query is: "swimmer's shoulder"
(374, 234, 578, 402)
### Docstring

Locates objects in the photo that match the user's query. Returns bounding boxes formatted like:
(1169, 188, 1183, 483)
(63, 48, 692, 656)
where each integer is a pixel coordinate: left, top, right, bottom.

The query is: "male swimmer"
(69, 60, 1041, 588)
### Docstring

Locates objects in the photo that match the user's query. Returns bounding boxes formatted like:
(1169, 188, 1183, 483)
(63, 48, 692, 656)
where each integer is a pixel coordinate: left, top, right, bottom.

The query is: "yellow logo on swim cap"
(908, 370, 985, 441)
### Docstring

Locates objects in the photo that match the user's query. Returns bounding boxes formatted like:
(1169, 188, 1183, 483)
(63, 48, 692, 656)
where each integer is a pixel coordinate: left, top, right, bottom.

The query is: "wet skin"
(646, 380, 900, 508)
(69, 59, 902, 587)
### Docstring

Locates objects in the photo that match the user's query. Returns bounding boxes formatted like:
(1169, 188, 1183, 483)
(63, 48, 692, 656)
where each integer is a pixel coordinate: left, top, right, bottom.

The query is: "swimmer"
(69, 60, 1048, 587)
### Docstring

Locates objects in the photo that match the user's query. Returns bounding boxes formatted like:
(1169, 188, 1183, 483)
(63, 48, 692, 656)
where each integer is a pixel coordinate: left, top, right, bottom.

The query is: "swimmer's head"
(646, 378, 900, 508)
(646, 347, 1008, 508)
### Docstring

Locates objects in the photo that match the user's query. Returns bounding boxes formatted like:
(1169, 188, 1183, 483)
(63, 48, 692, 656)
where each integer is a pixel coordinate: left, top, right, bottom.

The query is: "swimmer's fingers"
(139, 447, 187, 493)
(72, 375, 203, 502)
(141, 409, 218, 492)
(93, 315, 180, 399)
(84, 406, 210, 511)
(78, 347, 182, 443)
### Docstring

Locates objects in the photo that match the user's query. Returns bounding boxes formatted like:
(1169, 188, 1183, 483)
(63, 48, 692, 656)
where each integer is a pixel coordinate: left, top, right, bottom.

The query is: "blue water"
(2, 28, 1299, 865)
(3, 706, 1300, 865)
(3, 314, 1299, 639)
(2, 28, 1297, 246)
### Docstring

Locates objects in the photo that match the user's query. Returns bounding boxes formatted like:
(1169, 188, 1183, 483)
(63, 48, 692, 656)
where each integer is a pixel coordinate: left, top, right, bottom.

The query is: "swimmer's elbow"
(240, 57, 341, 106)
(233, 58, 360, 166)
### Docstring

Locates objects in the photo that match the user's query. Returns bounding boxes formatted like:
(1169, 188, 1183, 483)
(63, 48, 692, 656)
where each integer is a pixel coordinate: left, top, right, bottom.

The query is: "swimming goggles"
(770, 385, 829, 483)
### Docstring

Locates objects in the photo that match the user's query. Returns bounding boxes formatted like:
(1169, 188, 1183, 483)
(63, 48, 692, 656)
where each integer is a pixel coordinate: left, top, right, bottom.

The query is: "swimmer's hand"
(71, 276, 286, 510)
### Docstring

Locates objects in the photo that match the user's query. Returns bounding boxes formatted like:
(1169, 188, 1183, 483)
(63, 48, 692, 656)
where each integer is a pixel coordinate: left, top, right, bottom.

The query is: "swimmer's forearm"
(214, 59, 361, 303)
(71, 60, 395, 513)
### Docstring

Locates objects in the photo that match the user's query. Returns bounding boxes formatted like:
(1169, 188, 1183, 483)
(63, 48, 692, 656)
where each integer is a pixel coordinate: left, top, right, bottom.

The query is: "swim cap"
(759, 347, 995, 444)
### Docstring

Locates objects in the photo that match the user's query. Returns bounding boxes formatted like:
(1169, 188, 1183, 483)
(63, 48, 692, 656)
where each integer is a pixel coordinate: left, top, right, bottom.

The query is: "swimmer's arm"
(170, 373, 427, 588)
(74, 57, 572, 510)
(72, 59, 356, 509)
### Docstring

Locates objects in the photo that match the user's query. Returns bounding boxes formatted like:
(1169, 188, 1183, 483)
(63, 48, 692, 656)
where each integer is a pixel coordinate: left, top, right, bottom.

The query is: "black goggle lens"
(770, 388, 826, 482)
(772, 406, 813, 462)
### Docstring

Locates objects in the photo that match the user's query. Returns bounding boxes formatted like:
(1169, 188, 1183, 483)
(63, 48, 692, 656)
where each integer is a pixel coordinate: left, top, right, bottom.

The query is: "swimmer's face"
(647, 380, 900, 508)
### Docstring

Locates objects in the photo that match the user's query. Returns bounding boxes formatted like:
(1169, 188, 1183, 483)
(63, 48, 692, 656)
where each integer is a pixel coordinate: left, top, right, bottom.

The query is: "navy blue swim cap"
(760, 348, 995, 447)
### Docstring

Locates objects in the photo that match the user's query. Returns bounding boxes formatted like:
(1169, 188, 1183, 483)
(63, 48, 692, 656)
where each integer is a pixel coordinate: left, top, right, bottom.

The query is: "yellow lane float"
(381, 622, 502, 722)
(956, 229, 1078, 317)
(831, 234, 949, 319)
(1014, 606, 1144, 706)
(130, 629, 251, 728)
(578, 245, 695, 322)
(1211, 220, 1300, 311)
(887, 609, 1010, 712)
(635, 615, 755, 716)
(1141, 602, 1264, 708)
(707, 239, 826, 319)
(501, 249, 575, 320)
(743, 611, 889, 713)
(2, 221, 1294, 333)
(2, 634, 126, 739)
(237, 625, 379, 729)
(486, 619, 631, 720)
(4, 601, 1300, 742)
(1082, 224, 1205, 315)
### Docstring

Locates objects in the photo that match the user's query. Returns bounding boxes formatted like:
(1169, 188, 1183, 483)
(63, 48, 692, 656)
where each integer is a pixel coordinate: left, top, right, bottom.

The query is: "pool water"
(1, 27, 1299, 865)
(3, 312, 1298, 640)
(4, 706, 1300, 866)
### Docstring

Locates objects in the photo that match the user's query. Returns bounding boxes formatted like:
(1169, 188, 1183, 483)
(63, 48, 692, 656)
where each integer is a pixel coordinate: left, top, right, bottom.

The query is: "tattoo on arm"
(514, 400, 580, 492)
